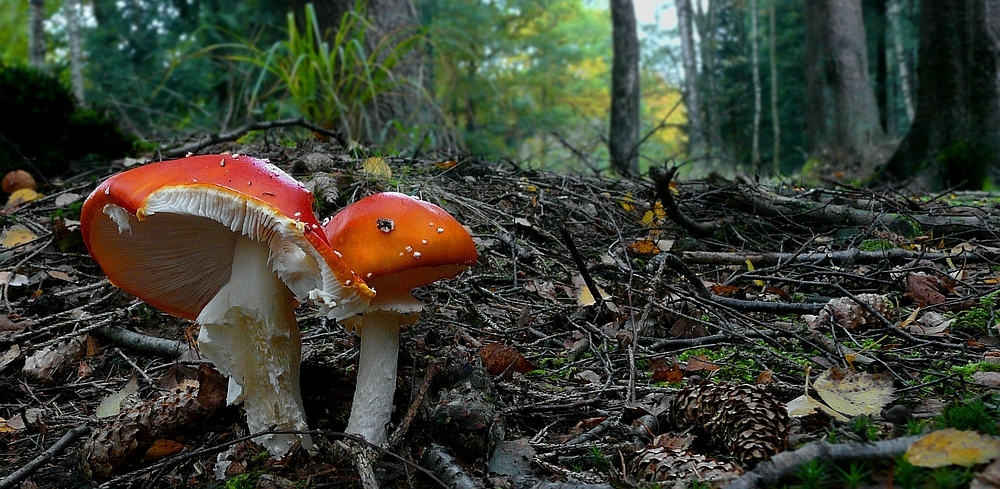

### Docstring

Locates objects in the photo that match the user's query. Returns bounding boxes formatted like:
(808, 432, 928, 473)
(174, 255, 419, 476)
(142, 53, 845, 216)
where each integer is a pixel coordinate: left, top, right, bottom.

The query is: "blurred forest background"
(1, 0, 997, 188)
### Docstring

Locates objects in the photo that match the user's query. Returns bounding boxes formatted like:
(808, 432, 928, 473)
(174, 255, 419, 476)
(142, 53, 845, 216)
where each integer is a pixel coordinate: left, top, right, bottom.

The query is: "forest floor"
(1, 139, 1000, 489)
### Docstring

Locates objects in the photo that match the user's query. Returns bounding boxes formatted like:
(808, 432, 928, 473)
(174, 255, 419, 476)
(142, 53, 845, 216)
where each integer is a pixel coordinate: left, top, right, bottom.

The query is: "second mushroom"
(323, 192, 477, 446)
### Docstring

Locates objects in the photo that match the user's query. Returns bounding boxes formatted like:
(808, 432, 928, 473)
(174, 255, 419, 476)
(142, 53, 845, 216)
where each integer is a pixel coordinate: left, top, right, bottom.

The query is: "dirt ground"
(1, 139, 999, 488)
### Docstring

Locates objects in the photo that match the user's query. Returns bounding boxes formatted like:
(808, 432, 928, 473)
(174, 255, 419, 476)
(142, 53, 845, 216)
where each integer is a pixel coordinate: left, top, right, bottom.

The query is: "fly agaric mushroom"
(323, 192, 477, 445)
(80, 154, 374, 457)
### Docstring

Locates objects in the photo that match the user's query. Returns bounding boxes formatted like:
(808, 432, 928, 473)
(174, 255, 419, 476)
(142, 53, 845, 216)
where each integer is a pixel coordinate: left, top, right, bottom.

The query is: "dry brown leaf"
(47, 270, 77, 282)
(479, 343, 538, 376)
(685, 355, 720, 372)
(906, 429, 1000, 468)
(757, 370, 775, 384)
(907, 310, 954, 336)
(141, 439, 186, 463)
(650, 358, 684, 383)
(904, 273, 946, 305)
(813, 366, 895, 417)
(629, 238, 660, 255)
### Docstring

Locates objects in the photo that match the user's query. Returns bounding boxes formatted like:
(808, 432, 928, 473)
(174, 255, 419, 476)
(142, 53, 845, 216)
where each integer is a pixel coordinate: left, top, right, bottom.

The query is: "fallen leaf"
(360, 157, 392, 179)
(0, 344, 19, 370)
(54, 193, 82, 207)
(142, 439, 186, 463)
(479, 344, 538, 376)
(96, 376, 140, 418)
(0, 224, 37, 248)
(745, 260, 765, 287)
(813, 367, 895, 417)
(906, 429, 1000, 468)
(629, 239, 660, 255)
(685, 355, 720, 372)
(907, 310, 954, 336)
(573, 274, 610, 306)
(5, 188, 42, 208)
(650, 358, 684, 383)
(47, 270, 77, 282)
(0, 272, 28, 286)
(785, 394, 849, 422)
(525, 279, 559, 302)
(904, 273, 946, 305)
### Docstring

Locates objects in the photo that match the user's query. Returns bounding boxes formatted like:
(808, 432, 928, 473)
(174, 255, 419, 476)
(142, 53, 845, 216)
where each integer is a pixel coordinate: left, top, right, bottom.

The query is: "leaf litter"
(1, 141, 1000, 487)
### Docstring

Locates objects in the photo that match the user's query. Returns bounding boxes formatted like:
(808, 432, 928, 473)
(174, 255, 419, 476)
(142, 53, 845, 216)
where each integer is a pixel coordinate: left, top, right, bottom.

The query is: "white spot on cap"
(429, 222, 434, 226)
(247, 181, 252, 186)
(345, 279, 352, 286)
(437, 227, 445, 234)
(405, 246, 413, 252)
(294, 212, 302, 217)
(193, 179, 198, 183)
(220, 159, 226, 167)
(367, 272, 373, 278)
(104, 186, 110, 195)
(413, 252, 421, 259)
(334, 250, 342, 258)
(421, 239, 428, 245)
(399, 252, 404, 256)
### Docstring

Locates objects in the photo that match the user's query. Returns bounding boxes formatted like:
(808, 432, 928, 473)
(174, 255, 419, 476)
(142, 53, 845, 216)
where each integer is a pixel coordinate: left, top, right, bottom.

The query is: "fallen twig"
(95, 325, 189, 358)
(0, 424, 91, 489)
(724, 436, 920, 489)
(422, 443, 480, 489)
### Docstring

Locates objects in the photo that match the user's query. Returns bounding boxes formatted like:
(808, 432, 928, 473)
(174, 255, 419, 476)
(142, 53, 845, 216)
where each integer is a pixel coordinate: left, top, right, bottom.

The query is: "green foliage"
(833, 461, 871, 489)
(0, 0, 29, 64)
(934, 394, 1000, 435)
(892, 454, 923, 489)
(237, 3, 422, 145)
(954, 290, 1000, 334)
(0, 64, 134, 175)
(849, 415, 881, 441)
(859, 239, 893, 252)
(792, 458, 833, 488)
(928, 466, 974, 489)
(224, 473, 258, 489)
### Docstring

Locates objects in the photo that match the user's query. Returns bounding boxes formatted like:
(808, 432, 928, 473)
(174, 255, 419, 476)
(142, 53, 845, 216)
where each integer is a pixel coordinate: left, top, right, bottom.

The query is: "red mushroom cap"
(81, 154, 373, 320)
(323, 192, 477, 308)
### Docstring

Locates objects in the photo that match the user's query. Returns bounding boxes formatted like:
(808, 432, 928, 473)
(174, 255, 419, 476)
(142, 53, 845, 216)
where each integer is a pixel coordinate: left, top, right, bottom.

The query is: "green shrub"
(0, 64, 134, 175)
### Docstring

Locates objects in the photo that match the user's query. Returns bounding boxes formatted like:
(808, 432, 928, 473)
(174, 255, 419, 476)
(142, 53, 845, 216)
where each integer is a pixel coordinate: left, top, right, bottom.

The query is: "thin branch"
(0, 425, 92, 489)
(163, 117, 348, 157)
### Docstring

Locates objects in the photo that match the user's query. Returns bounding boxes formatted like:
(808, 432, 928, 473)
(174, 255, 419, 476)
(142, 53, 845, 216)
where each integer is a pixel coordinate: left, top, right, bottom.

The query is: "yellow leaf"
(640, 202, 666, 226)
(785, 394, 849, 422)
(620, 191, 635, 211)
(5, 188, 42, 208)
(574, 274, 610, 306)
(746, 259, 765, 287)
(906, 429, 1000, 467)
(361, 157, 392, 180)
(813, 366, 895, 417)
(0, 224, 37, 248)
(629, 239, 660, 255)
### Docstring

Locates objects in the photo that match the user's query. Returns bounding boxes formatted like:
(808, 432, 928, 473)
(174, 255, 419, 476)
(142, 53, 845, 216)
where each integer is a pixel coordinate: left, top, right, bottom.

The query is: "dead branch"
(0, 425, 91, 489)
(681, 247, 1000, 266)
(724, 436, 919, 489)
(651, 167, 720, 238)
(162, 118, 348, 157)
(421, 443, 481, 489)
(95, 325, 189, 358)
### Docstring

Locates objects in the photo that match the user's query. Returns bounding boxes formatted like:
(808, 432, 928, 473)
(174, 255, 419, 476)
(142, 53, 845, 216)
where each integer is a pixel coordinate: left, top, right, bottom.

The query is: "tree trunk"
(609, 0, 641, 176)
(769, 0, 781, 172)
(871, 0, 888, 133)
(887, 0, 915, 122)
(695, 0, 723, 161)
(750, 0, 762, 168)
(677, 0, 705, 162)
(879, 0, 1000, 190)
(66, 0, 85, 105)
(805, 0, 885, 164)
(28, 0, 45, 68)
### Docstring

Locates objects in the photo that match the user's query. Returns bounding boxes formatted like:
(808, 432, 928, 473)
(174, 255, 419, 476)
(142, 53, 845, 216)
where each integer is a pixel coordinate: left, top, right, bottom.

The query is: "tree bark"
(695, 0, 723, 161)
(677, 0, 705, 162)
(805, 0, 885, 163)
(609, 0, 641, 176)
(887, 0, 915, 122)
(28, 0, 45, 68)
(65, 0, 85, 105)
(750, 0, 762, 168)
(769, 0, 780, 172)
(879, 0, 1000, 190)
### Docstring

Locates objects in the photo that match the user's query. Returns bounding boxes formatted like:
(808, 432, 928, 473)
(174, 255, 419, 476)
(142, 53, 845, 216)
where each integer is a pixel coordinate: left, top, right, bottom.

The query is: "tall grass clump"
(238, 2, 422, 144)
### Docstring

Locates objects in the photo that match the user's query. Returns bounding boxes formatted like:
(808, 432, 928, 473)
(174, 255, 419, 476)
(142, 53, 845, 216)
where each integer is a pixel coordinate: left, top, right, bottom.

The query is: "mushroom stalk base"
(197, 234, 311, 457)
(345, 311, 404, 446)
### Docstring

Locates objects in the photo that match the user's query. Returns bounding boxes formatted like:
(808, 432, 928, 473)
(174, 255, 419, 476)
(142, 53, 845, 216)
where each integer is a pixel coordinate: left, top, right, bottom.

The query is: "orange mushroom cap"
(323, 192, 477, 307)
(81, 154, 373, 320)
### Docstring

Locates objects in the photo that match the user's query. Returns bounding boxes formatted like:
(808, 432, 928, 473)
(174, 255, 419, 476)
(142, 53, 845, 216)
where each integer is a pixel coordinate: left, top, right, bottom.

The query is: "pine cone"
(631, 446, 742, 487)
(669, 381, 789, 463)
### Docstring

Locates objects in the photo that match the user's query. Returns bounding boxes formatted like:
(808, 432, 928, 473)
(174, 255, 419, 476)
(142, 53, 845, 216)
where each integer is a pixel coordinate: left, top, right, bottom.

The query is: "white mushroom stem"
(196, 234, 311, 457)
(344, 310, 409, 446)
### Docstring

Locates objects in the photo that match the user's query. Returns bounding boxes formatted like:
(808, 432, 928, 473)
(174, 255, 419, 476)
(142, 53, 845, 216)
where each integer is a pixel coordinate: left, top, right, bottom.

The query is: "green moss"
(934, 393, 1000, 435)
(859, 239, 894, 252)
